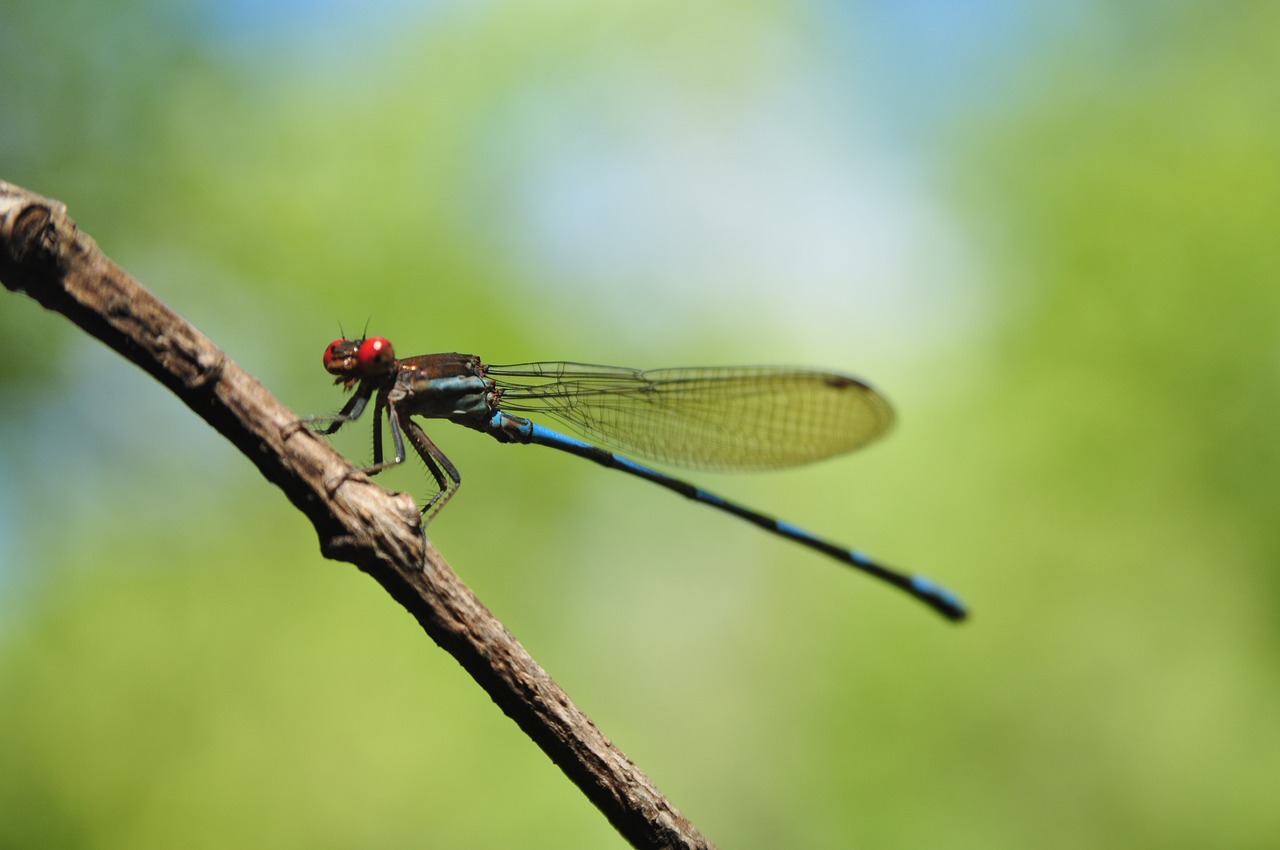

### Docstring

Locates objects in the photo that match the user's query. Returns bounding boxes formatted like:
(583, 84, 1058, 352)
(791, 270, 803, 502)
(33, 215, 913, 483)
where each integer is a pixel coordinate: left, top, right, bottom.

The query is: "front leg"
(310, 385, 394, 501)
(306, 380, 375, 435)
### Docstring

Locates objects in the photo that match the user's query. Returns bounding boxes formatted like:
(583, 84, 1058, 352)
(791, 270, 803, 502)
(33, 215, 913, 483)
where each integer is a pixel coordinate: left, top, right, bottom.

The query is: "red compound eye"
(322, 339, 347, 371)
(357, 337, 395, 373)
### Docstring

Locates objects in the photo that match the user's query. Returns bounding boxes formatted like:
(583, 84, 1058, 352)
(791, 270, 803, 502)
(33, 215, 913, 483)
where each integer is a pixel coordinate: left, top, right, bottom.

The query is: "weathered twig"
(0, 179, 714, 850)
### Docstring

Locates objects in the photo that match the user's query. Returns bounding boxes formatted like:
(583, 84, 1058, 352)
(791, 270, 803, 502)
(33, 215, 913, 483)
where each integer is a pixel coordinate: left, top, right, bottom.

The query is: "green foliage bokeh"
(2, 1, 1278, 848)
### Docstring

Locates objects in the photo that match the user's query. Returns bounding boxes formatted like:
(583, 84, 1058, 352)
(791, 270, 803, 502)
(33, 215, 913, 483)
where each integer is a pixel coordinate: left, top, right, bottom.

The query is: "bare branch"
(0, 179, 715, 850)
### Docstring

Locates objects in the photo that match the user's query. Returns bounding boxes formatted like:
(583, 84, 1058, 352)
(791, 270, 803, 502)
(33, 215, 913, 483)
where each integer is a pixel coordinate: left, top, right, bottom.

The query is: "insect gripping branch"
(0, 179, 715, 850)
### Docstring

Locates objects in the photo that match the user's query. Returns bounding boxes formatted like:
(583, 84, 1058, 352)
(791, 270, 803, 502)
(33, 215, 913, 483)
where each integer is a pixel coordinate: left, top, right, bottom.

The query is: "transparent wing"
(487, 362, 894, 471)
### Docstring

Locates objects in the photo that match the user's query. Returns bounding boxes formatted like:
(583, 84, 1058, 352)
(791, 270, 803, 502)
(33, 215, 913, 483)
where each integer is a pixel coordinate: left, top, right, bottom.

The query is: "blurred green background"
(2, 0, 1278, 847)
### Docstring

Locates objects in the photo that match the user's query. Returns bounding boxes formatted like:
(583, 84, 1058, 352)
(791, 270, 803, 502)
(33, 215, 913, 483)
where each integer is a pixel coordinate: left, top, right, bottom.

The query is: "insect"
(312, 336, 967, 621)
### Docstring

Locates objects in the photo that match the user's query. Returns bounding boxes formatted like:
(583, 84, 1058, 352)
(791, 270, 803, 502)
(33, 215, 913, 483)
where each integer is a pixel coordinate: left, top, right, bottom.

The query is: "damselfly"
(312, 336, 967, 621)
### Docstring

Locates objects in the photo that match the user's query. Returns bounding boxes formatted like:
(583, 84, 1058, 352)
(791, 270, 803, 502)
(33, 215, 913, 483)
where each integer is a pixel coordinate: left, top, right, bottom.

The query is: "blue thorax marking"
(422, 374, 487, 396)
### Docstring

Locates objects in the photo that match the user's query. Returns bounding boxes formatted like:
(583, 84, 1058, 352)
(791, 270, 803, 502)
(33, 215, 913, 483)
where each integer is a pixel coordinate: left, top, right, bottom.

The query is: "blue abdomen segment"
(486, 412, 967, 622)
